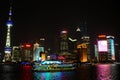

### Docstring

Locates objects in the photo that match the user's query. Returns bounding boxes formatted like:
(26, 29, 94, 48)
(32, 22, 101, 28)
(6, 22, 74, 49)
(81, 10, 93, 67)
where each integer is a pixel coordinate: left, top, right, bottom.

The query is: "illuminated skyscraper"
(107, 36, 115, 61)
(75, 26, 81, 42)
(97, 34, 108, 62)
(76, 21, 90, 62)
(81, 36, 90, 62)
(4, 1, 13, 62)
(33, 42, 44, 61)
(60, 30, 69, 54)
(12, 46, 21, 62)
(20, 43, 32, 62)
(97, 35, 115, 62)
(33, 42, 40, 61)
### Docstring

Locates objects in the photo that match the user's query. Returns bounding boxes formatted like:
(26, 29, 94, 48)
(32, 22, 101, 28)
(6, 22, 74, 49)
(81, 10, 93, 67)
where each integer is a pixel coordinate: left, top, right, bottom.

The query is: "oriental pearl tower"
(3, 1, 13, 62)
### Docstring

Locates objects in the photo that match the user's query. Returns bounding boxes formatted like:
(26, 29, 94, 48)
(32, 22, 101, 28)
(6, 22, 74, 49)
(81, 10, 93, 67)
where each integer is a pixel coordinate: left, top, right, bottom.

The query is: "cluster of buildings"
(1, 1, 120, 64)
(2, 21, 119, 63)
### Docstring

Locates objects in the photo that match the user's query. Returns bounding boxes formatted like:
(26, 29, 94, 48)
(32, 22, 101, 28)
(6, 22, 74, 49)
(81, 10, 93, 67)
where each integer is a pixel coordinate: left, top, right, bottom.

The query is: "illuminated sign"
(98, 40, 108, 52)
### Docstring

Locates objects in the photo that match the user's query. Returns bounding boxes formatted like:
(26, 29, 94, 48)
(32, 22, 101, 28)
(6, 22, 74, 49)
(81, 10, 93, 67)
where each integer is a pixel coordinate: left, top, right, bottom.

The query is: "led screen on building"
(98, 40, 108, 52)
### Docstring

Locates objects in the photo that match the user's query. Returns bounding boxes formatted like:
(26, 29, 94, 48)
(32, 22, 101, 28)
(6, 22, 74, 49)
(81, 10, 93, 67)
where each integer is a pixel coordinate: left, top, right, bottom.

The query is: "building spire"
(5, 2, 13, 48)
(4, 0, 13, 62)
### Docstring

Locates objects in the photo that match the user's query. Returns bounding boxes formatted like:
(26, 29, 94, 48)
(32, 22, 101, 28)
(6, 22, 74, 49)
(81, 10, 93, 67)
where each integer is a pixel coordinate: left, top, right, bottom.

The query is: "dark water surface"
(0, 63, 120, 80)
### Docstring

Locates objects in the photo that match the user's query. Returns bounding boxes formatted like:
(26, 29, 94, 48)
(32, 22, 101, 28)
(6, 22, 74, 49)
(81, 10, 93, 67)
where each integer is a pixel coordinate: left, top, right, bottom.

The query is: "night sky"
(0, 0, 120, 52)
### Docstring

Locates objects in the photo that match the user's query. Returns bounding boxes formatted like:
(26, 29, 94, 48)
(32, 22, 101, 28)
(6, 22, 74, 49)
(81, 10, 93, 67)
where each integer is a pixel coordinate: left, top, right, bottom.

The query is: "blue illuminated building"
(33, 42, 44, 61)
(107, 36, 115, 61)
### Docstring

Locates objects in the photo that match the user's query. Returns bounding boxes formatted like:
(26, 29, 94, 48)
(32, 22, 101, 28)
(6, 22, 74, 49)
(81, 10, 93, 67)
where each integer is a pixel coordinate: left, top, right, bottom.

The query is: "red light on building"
(25, 44, 31, 48)
(61, 30, 67, 34)
(98, 34, 107, 39)
(98, 35, 106, 38)
(20, 43, 31, 49)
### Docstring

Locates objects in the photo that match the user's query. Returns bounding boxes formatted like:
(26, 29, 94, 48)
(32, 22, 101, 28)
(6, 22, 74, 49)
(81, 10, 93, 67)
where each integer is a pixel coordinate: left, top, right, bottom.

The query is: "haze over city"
(0, 0, 120, 53)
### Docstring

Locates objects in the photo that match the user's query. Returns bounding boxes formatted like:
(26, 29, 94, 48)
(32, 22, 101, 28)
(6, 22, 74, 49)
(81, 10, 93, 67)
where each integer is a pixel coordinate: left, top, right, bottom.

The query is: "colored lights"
(6, 21, 13, 27)
(61, 30, 67, 34)
(25, 44, 31, 48)
(41, 60, 62, 65)
(68, 37, 77, 42)
(20, 43, 31, 49)
(9, 11, 12, 15)
(98, 35, 106, 38)
(98, 40, 108, 52)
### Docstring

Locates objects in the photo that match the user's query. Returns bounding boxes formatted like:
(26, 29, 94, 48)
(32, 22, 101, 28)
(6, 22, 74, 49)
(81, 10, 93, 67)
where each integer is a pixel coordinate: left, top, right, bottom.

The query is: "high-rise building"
(81, 36, 90, 62)
(97, 35, 116, 62)
(60, 30, 69, 54)
(33, 42, 44, 61)
(94, 44, 99, 62)
(12, 46, 21, 62)
(33, 42, 40, 61)
(75, 27, 81, 42)
(76, 21, 90, 62)
(107, 36, 115, 61)
(4, 1, 13, 62)
(97, 34, 108, 62)
(20, 43, 32, 62)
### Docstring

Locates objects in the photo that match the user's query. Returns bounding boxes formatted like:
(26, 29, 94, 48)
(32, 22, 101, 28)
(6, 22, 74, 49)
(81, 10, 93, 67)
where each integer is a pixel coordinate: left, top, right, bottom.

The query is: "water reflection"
(20, 65, 33, 80)
(0, 64, 19, 80)
(95, 64, 120, 80)
(1, 64, 120, 80)
(20, 71, 33, 80)
(18, 64, 120, 80)
(0, 72, 18, 80)
(34, 71, 75, 80)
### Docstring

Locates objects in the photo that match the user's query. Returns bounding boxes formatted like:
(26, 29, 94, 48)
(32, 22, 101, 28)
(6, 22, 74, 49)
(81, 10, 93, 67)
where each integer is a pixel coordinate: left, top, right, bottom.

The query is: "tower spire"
(5, 6, 13, 47)
(4, 0, 13, 62)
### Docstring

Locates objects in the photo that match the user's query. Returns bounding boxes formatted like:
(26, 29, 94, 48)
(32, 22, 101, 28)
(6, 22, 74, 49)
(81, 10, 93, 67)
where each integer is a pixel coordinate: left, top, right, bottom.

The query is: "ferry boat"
(32, 60, 76, 72)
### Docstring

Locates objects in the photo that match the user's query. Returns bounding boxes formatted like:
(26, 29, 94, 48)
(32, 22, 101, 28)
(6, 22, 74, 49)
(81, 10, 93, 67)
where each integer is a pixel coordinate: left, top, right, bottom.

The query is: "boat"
(32, 60, 76, 72)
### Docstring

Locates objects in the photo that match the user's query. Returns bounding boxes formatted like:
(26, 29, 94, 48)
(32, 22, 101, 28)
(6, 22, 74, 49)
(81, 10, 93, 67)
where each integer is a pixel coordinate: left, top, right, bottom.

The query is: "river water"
(0, 63, 120, 80)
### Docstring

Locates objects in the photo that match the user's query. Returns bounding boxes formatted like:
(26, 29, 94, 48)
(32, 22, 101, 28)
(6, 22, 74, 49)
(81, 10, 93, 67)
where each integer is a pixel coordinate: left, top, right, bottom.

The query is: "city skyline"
(0, 1, 120, 52)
